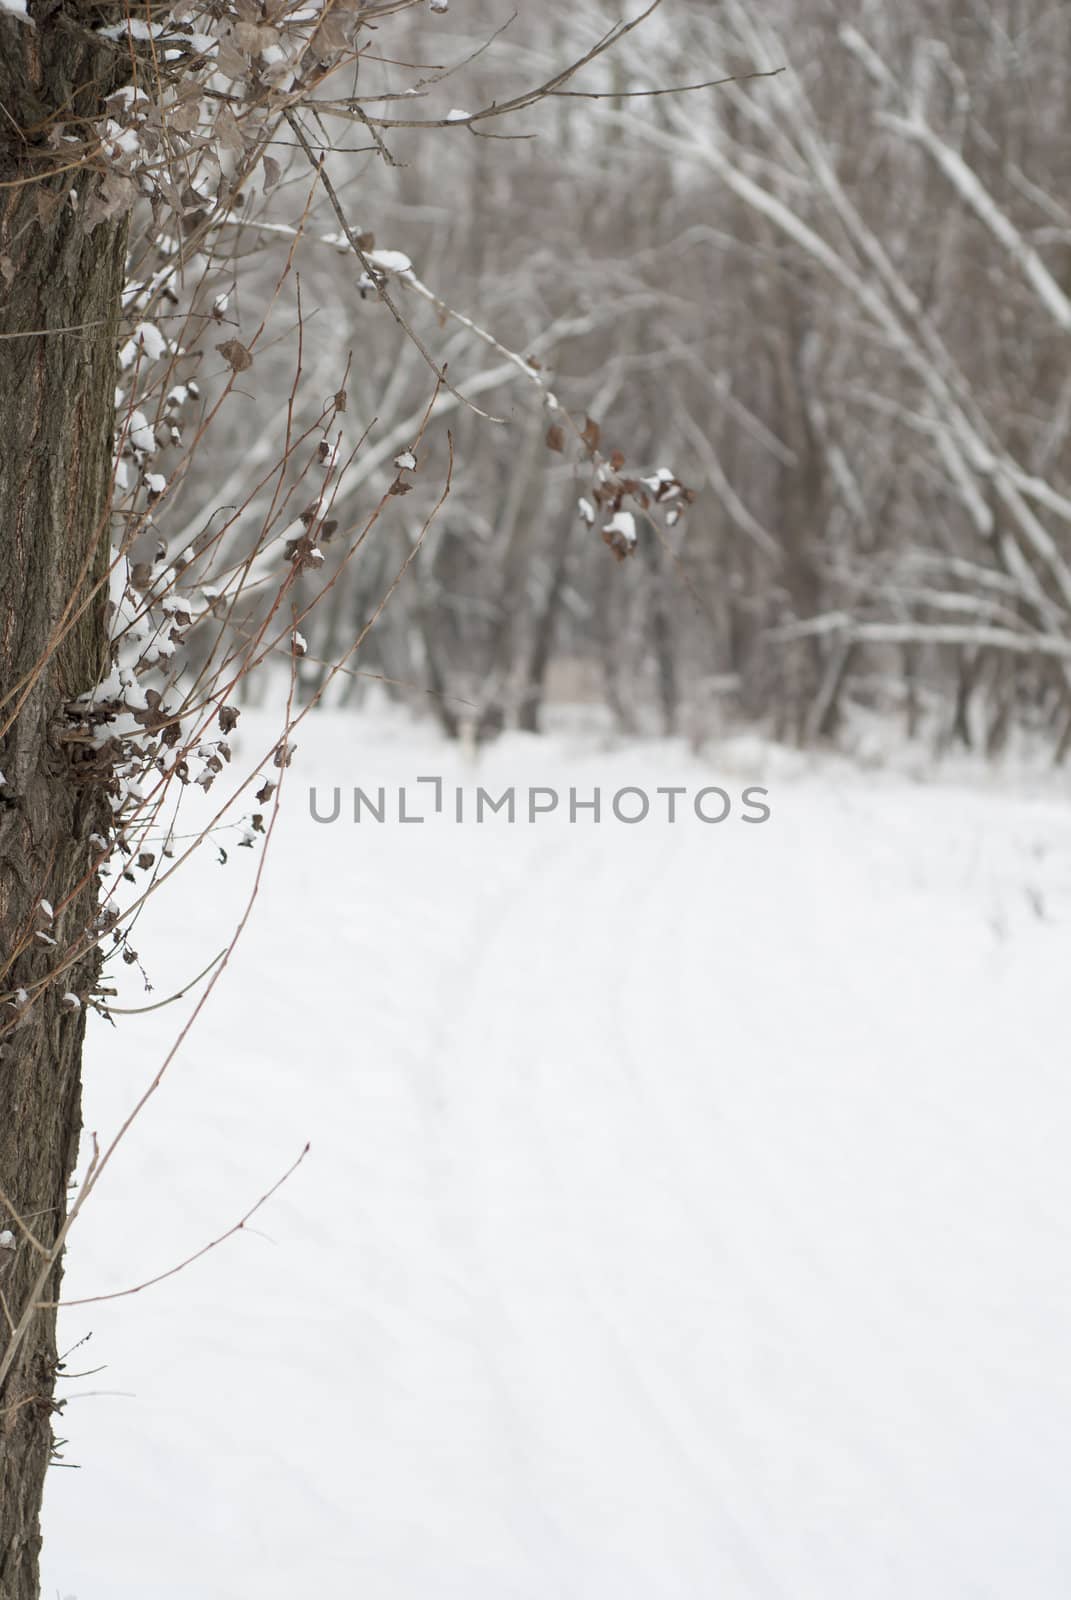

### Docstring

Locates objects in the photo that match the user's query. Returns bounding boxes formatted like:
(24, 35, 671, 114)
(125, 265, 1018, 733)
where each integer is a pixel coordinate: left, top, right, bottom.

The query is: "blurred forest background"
(150, 0, 1071, 757)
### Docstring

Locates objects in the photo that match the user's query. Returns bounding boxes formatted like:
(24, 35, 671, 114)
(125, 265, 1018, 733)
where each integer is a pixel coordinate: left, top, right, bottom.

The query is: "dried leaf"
(83, 171, 136, 233)
(309, 9, 350, 57)
(169, 96, 203, 134)
(215, 104, 245, 153)
(216, 338, 253, 372)
(234, 20, 279, 54)
(546, 424, 566, 453)
(33, 187, 63, 229)
(215, 40, 248, 79)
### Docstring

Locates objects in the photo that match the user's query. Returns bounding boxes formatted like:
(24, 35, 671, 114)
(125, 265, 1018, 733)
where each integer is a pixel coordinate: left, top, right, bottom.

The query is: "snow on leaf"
(602, 511, 638, 561)
(394, 449, 417, 472)
(367, 248, 413, 275)
(127, 411, 157, 455)
(99, 17, 170, 38)
(605, 511, 636, 541)
(119, 322, 168, 370)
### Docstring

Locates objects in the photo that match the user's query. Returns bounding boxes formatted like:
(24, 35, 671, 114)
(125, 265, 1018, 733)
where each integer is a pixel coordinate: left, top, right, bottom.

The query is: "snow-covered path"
(43, 718, 1071, 1599)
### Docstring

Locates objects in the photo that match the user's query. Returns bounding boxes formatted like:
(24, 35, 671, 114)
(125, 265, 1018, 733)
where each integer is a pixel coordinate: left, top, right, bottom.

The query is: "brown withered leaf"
(309, 9, 350, 58)
(262, 154, 281, 191)
(546, 424, 566, 453)
(215, 40, 248, 80)
(219, 705, 240, 733)
(169, 95, 203, 134)
(83, 171, 136, 233)
(33, 187, 64, 229)
(234, 20, 279, 54)
(256, 780, 276, 804)
(609, 450, 626, 471)
(602, 525, 636, 562)
(285, 534, 320, 568)
(217, 339, 253, 372)
(215, 104, 245, 152)
(580, 416, 601, 453)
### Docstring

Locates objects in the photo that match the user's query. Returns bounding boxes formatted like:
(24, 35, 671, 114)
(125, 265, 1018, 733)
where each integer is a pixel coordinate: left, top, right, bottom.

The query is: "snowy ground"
(42, 710, 1071, 1599)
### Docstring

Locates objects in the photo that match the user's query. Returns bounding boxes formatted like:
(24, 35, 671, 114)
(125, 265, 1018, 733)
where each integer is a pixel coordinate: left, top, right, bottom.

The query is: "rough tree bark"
(1, 12, 127, 1594)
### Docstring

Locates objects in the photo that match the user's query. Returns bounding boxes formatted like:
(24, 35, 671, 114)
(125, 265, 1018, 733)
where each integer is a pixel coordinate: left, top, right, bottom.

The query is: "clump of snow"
(125, 411, 157, 456)
(366, 249, 413, 275)
(100, 17, 168, 38)
(603, 510, 637, 546)
(119, 322, 168, 369)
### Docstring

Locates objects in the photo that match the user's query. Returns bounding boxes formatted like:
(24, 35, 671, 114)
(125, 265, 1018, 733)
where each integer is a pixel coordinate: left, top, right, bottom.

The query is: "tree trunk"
(1, 14, 127, 1594)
